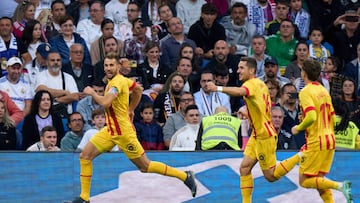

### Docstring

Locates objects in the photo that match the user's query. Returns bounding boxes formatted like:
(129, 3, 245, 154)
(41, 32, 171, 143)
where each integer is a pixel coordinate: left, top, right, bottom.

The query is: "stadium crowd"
(0, 0, 359, 151)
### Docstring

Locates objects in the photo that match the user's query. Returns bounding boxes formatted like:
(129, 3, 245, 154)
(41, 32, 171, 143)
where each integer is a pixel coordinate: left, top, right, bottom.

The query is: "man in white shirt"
(105, 0, 129, 25)
(35, 51, 79, 117)
(27, 125, 61, 151)
(76, 1, 106, 49)
(0, 57, 33, 115)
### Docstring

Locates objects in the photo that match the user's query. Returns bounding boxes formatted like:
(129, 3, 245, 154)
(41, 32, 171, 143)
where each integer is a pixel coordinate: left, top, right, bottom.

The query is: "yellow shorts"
(299, 149, 334, 176)
(90, 127, 145, 159)
(244, 135, 277, 170)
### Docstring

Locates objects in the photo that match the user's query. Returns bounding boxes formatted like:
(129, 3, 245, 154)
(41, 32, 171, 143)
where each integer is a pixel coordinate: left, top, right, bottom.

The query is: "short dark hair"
(231, 2, 247, 13)
(51, 0, 65, 10)
(240, 57, 257, 72)
(302, 59, 321, 81)
(280, 83, 297, 95)
(185, 104, 198, 114)
(91, 108, 105, 119)
(140, 102, 154, 112)
(101, 18, 114, 29)
(201, 2, 218, 15)
(59, 15, 74, 26)
(41, 126, 57, 137)
(214, 63, 229, 76)
(104, 36, 118, 45)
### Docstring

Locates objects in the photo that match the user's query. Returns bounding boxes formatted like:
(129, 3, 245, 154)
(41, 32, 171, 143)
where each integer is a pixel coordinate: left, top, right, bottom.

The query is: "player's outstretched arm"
(206, 82, 247, 97)
(83, 86, 116, 108)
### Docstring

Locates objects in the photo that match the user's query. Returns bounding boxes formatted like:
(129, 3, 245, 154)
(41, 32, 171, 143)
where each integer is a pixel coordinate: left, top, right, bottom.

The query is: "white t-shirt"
(76, 19, 102, 50)
(169, 124, 199, 151)
(105, 0, 129, 24)
(0, 76, 33, 110)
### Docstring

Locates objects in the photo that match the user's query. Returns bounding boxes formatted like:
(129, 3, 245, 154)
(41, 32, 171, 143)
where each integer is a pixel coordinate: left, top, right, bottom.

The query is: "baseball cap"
(6, 57, 22, 67)
(36, 43, 52, 59)
(265, 56, 278, 66)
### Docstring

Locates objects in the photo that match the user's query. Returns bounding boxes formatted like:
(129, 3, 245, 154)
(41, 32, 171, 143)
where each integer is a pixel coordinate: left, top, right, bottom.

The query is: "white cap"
(6, 57, 22, 67)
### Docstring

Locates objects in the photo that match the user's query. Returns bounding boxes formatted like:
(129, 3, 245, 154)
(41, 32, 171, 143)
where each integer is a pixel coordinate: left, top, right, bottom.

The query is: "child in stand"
(308, 28, 331, 68)
(77, 108, 118, 151)
(289, 0, 310, 39)
(0, 100, 16, 150)
(322, 56, 344, 98)
(134, 102, 165, 150)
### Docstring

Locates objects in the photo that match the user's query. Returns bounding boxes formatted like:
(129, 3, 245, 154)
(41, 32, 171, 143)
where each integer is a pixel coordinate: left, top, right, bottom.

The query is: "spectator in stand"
(266, 19, 298, 75)
(49, 15, 91, 65)
(277, 83, 305, 149)
(153, 72, 185, 126)
(188, 2, 226, 60)
(308, 28, 331, 68)
(338, 78, 360, 129)
(134, 102, 165, 150)
(175, 57, 199, 92)
(105, 0, 129, 25)
(93, 36, 121, 84)
(24, 43, 51, 91)
(246, 0, 276, 36)
(0, 100, 17, 150)
(76, 81, 105, 131)
(62, 43, 94, 95)
(12, 1, 36, 38)
(77, 108, 118, 151)
(44, 0, 66, 40)
(265, 0, 301, 40)
(176, 0, 206, 34)
(328, 9, 360, 66)
(140, 0, 176, 25)
(265, 79, 281, 106)
(90, 18, 125, 65)
(322, 56, 344, 98)
(248, 35, 268, 77)
(0, 57, 33, 116)
(195, 105, 242, 150)
(22, 90, 64, 150)
(214, 63, 230, 87)
(288, 0, 310, 40)
(271, 106, 297, 150)
(160, 17, 197, 70)
(163, 91, 197, 148)
(0, 17, 25, 75)
(178, 43, 202, 75)
(333, 98, 360, 150)
(124, 18, 158, 64)
(343, 42, 360, 95)
(259, 56, 291, 87)
(18, 19, 45, 65)
(65, 0, 91, 26)
(194, 69, 231, 116)
(204, 40, 241, 87)
(76, 1, 107, 50)
(285, 41, 309, 84)
(169, 104, 200, 151)
(61, 112, 85, 151)
(26, 125, 61, 151)
(35, 51, 79, 118)
(117, 2, 144, 41)
(0, 90, 24, 126)
(136, 41, 172, 90)
(220, 2, 257, 56)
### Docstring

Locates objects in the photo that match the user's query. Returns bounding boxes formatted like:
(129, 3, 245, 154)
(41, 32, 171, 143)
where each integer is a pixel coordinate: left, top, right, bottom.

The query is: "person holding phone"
(328, 8, 360, 65)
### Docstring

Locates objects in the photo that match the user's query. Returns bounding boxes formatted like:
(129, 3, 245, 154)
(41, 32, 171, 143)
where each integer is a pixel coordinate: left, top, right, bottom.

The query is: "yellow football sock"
(273, 154, 299, 179)
(147, 161, 187, 181)
(301, 177, 339, 190)
(79, 159, 92, 201)
(240, 174, 253, 203)
(319, 189, 334, 203)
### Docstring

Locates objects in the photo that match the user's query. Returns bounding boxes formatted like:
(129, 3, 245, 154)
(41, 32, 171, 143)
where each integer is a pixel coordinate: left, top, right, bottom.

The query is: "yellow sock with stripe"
(79, 159, 92, 201)
(147, 161, 187, 181)
(240, 174, 253, 203)
(273, 154, 299, 179)
(301, 177, 339, 190)
(319, 189, 334, 203)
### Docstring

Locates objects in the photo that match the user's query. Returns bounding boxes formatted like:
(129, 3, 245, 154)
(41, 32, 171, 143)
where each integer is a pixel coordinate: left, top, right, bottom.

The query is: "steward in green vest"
(195, 106, 242, 150)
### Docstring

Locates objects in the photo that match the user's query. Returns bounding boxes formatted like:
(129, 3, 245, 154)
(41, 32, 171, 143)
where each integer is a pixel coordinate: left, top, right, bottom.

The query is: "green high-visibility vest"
(334, 116, 359, 149)
(201, 112, 241, 150)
